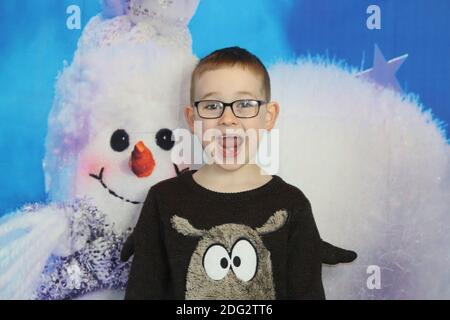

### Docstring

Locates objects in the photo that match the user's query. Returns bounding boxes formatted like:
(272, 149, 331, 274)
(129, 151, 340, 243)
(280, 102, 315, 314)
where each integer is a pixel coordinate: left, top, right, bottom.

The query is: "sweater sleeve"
(286, 198, 326, 299)
(124, 188, 170, 299)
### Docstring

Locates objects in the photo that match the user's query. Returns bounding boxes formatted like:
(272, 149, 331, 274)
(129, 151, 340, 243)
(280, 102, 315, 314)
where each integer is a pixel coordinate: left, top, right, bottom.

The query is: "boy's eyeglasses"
(193, 99, 267, 119)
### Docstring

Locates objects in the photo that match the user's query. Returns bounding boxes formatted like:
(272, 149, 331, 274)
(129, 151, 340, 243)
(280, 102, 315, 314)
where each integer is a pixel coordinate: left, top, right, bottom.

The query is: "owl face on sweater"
(171, 210, 288, 299)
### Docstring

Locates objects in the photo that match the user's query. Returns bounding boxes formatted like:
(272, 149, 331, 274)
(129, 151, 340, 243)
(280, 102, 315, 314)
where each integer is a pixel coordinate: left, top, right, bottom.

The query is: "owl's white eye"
(231, 239, 258, 282)
(203, 244, 230, 280)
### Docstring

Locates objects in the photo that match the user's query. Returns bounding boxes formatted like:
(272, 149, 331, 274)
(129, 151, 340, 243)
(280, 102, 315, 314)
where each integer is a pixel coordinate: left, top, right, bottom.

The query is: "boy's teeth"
(220, 136, 242, 148)
(223, 137, 235, 148)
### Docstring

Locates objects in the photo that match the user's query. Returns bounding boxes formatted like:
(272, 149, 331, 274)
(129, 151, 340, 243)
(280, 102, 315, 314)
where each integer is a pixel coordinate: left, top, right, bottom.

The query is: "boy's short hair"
(190, 46, 271, 103)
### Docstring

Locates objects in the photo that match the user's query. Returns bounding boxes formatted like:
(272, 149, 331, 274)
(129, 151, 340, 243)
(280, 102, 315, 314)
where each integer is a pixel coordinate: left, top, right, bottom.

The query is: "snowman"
(0, 0, 198, 300)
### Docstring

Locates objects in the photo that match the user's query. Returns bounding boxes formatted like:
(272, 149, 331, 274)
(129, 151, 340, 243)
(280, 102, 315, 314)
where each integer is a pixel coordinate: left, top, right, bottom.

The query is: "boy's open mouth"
(217, 134, 244, 158)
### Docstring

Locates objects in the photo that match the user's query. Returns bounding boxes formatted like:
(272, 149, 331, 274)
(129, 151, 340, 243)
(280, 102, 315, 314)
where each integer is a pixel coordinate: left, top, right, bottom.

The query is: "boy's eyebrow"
(200, 91, 258, 100)
(200, 92, 220, 100)
(235, 91, 258, 98)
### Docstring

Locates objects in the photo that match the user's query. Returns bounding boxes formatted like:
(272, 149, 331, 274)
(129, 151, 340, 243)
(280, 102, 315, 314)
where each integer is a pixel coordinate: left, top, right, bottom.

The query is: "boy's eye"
(236, 100, 257, 109)
(203, 102, 222, 110)
(206, 103, 220, 109)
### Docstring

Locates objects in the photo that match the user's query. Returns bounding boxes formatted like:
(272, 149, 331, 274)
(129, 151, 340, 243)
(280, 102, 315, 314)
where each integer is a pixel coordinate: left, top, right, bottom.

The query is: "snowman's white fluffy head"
(44, 0, 198, 233)
(83, 0, 199, 52)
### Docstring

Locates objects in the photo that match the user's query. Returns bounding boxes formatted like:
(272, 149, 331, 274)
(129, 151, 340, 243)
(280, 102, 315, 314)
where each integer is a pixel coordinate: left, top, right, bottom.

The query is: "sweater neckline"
(180, 169, 283, 201)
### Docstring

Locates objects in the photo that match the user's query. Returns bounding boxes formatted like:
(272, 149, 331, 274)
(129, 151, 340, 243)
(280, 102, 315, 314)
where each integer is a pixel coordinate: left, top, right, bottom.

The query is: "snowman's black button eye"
(110, 129, 130, 152)
(155, 128, 174, 151)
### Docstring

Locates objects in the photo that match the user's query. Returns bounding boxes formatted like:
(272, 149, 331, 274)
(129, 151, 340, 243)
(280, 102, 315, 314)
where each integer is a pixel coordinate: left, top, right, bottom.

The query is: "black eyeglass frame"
(193, 99, 267, 119)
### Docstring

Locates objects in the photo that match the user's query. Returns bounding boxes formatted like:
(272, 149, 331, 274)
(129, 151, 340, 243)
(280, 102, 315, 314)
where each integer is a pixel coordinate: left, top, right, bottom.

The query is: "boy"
(124, 47, 353, 299)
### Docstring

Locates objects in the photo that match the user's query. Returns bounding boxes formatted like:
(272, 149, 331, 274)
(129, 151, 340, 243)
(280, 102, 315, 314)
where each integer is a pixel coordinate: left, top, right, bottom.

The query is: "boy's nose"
(219, 106, 239, 126)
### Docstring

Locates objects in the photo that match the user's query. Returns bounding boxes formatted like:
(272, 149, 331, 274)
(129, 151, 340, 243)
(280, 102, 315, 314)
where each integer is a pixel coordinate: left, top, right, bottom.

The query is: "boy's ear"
(184, 105, 195, 132)
(264, 101, 280, 131)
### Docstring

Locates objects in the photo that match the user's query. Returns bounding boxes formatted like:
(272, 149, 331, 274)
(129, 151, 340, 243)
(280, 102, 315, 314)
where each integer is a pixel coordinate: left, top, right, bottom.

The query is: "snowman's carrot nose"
(130, 141, 155, 178)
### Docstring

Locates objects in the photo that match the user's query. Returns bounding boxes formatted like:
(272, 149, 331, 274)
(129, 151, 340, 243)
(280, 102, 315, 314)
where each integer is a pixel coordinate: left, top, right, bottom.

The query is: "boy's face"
(185, 65, 279, 171)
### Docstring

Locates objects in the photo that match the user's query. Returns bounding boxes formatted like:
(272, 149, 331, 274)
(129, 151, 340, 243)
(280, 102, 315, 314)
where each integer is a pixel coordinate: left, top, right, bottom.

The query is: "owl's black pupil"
(110, 129, 129, 152)
(156, 128, 175, 151)
(233, 256, 241, 267)
(220, 258, 228, 269)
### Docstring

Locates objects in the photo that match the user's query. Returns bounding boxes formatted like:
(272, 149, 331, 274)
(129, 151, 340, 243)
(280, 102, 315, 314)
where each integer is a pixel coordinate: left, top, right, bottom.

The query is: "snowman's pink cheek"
(77, 156, 111, 176)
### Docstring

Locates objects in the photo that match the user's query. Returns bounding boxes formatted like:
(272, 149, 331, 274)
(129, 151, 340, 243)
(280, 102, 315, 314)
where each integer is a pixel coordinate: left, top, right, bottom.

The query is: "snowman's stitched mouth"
(89, 164, 189, 205)
(89, 167, 142, 204)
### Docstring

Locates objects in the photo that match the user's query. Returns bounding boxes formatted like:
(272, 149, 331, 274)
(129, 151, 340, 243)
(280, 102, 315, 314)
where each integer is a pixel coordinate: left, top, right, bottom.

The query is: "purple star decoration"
(357, 44, 408, 94)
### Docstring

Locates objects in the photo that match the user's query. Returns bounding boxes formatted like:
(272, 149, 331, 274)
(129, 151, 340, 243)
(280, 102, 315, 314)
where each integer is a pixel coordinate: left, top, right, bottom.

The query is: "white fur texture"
(266, 58, 450, 299)
(0, 204, 70, 299)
